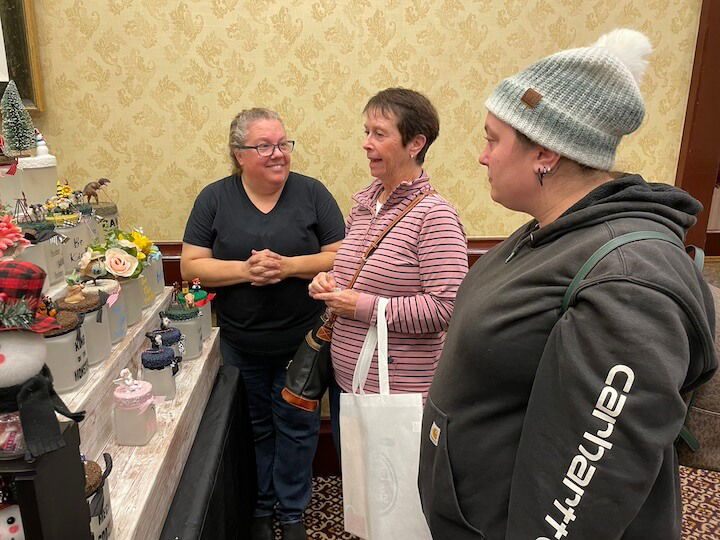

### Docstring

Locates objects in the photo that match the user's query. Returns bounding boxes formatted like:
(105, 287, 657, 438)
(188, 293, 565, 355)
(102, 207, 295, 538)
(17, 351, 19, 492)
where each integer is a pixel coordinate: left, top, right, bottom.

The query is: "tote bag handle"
(351, 297, 390, 396)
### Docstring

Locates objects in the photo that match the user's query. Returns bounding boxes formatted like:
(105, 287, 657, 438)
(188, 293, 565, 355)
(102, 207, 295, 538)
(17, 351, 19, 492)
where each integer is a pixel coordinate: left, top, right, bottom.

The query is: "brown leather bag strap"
(344, 189, 436, 288)
(362, 189, 436, 262)
(322, 189, 437, 331)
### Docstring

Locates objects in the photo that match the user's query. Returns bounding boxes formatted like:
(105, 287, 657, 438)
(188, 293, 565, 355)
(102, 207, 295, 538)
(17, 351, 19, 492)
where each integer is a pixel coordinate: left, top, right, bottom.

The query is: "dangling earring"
(537, 166, 551, 186)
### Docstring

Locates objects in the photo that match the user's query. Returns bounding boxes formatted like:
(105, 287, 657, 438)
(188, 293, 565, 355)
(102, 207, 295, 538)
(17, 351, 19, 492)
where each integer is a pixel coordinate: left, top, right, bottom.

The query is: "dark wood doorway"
(675, 0, 720, 252)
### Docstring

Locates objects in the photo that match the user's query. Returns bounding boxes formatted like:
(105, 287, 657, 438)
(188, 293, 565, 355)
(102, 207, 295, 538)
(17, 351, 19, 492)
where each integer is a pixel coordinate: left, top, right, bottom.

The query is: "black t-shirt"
(183, 172, 345, 356)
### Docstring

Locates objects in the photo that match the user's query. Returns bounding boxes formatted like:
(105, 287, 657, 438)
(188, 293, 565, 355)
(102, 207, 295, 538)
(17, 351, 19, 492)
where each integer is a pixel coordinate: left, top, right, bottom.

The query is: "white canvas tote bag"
(340, 298, 432, 539)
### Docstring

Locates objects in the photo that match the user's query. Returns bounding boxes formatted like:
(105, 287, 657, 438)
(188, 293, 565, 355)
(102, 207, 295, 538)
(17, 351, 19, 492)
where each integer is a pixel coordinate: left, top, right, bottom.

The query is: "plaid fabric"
(0, 261, 59, 333)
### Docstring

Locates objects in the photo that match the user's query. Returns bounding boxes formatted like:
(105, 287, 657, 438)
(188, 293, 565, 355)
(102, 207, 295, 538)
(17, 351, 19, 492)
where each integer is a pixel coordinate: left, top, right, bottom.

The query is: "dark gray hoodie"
(420, 175, 716, 540)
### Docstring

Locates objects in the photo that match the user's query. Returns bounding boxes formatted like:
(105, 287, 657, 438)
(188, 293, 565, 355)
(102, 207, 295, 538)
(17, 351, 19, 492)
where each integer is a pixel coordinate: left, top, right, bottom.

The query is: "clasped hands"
(308, 271, 359, 320)
(247, 249, 289, 286)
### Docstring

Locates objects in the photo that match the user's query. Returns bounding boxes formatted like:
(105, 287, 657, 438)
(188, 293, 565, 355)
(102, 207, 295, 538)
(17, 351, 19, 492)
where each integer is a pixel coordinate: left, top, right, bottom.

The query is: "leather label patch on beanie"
(521, 88, 543, 109)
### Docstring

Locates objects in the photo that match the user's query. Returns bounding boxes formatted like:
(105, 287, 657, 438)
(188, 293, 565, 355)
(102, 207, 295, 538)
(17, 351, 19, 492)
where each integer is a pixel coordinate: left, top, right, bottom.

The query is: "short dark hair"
(363, 88, 439, 165)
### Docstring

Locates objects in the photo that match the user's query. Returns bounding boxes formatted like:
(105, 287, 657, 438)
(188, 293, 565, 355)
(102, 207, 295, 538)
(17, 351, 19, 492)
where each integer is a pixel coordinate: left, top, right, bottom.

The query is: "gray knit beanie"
(485, 29, 652, 171)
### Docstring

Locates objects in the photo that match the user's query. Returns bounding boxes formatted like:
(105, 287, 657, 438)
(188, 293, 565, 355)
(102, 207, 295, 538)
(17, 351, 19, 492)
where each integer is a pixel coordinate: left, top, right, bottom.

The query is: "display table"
(161, 364, 256, 540)
(106, 329, 221, 540)
(50, 286, 221, 540)
(61, 287, 173, 460)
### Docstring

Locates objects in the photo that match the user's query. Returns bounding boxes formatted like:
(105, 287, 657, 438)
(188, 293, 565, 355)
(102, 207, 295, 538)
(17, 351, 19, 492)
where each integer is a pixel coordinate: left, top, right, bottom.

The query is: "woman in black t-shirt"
(182, 108, 344, 540)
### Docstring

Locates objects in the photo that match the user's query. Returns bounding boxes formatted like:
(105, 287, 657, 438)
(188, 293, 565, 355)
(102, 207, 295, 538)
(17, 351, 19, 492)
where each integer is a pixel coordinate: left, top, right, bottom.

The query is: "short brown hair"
(363, 88, 439, 165)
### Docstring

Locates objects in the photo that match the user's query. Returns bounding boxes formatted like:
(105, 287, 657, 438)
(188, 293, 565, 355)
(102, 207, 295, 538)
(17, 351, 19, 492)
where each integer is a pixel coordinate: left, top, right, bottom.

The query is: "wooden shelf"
(59, 288, 173, 461)
(104, 329, 221, 540)
(44, 285, 222, 540)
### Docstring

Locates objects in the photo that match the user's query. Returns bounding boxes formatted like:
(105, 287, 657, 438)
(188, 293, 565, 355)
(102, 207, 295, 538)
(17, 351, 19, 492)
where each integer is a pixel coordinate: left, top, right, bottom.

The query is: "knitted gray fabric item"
(485, 29, 651, 171)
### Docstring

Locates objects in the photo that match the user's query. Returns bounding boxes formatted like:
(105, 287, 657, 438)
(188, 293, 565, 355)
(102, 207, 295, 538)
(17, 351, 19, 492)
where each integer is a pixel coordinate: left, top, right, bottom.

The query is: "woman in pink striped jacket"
(309, 87, 469, 452)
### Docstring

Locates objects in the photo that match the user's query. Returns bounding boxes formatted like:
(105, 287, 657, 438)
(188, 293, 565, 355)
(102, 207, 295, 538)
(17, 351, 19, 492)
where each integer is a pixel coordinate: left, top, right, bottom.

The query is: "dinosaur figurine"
(83, 178, 111, 205)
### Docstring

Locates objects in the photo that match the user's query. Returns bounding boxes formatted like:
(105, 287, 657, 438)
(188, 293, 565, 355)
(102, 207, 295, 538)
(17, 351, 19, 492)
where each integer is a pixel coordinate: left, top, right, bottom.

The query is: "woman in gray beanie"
(419, 29, 716, 539)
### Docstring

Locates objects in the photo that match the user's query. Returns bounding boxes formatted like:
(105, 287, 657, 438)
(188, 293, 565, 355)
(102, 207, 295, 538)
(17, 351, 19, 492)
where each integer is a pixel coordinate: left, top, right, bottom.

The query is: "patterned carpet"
(270, 468, 720, 539)
(272, 476, 354, 539)
(680, 466, 720, 539)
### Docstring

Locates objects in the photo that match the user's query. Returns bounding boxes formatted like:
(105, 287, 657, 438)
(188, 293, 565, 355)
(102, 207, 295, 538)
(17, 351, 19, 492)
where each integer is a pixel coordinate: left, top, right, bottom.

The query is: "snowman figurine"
(0, 503, 23, 540)
(0, 261, 85, 460)
(0, 326, 47, 459)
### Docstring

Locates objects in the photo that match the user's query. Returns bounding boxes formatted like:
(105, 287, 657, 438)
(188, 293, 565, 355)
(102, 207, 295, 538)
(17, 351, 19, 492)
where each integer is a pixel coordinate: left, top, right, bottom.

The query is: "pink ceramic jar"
(112, 379, 157, 446)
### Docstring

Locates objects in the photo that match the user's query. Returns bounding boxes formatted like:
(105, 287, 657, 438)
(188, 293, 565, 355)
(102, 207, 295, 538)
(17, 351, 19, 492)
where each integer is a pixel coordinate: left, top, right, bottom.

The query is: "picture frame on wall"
(0, 0, 43, 111)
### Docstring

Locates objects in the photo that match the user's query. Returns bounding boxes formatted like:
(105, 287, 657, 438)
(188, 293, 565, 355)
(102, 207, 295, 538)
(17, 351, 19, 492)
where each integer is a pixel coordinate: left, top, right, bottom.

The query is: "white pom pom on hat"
(593, 28, 653, 84)
(485, 28, 653, 171)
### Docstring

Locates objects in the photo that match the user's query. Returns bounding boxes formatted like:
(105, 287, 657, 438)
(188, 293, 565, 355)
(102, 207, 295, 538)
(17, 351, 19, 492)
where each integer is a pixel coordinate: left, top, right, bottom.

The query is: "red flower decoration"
(0, 215, 30, 259)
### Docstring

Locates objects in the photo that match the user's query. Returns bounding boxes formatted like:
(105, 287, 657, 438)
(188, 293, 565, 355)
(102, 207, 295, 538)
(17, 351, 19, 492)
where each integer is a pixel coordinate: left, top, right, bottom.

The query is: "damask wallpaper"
(30, 0, 701, 241)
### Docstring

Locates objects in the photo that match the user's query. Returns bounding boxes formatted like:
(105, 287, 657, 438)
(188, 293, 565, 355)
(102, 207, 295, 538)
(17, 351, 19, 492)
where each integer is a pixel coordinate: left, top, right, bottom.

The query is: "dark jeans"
(220, 338, 320, 524)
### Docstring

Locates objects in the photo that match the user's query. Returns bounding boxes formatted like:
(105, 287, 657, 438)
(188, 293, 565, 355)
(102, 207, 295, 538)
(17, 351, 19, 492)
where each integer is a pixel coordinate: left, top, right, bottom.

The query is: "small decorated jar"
(19, 221, 56, 279)
(181, 279, 215, 342)
(45, 236, 66, 287)
(85, 453, 113, 540)
(57, 288, 112, 367)
(112, 370, 157, 446)
(55, 220, 93, 273)
(92, 202, 119, 231)
(145, 254, 166, 298)
(79, 210, 103, 244)
(141, 344, 176, 400)
(119, 276, 144, 327)
(163, 306, 202, 360)
(147, 324, 183, 375)
(81, 279, 127, 344)
(44, 311, 89, 393)
(13, 243, 49, 293)
(140, 272, 155, 308)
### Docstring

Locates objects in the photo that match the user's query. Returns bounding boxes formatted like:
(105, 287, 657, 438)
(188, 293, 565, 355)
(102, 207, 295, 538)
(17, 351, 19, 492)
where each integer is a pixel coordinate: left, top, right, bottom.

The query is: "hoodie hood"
(530, 174, 701, 247)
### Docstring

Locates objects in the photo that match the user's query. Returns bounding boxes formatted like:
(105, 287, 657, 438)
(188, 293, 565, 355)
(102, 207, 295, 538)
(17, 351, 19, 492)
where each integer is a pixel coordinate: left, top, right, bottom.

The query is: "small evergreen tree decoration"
(0, 297, 35, 330)
(1, 81, 36, 157)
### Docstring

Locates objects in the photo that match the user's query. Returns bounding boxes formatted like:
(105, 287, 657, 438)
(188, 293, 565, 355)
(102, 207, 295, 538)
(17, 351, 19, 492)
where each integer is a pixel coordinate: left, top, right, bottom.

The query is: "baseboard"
(313, 419, 340, 477)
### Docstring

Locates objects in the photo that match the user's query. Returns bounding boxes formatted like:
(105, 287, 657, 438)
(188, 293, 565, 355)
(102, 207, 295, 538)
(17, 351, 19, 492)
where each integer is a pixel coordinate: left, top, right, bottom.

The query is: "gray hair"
(228, 108, 284, 174)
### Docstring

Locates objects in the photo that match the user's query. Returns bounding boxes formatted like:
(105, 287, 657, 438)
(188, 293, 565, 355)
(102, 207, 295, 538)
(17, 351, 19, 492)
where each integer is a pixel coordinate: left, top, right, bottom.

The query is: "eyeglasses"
(239, 140, 295, 157)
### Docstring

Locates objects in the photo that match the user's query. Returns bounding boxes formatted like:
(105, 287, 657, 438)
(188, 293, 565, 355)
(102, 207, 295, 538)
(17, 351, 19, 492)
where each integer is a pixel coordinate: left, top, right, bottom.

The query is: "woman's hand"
(247, 249, 287, 286)
(313, 289, 360, 320)
(308, 271, 337, 297)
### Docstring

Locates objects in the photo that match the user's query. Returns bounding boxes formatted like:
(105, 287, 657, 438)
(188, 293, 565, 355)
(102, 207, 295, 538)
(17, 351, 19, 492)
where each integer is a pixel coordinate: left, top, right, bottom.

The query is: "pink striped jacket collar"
(352, 171, 434, 210)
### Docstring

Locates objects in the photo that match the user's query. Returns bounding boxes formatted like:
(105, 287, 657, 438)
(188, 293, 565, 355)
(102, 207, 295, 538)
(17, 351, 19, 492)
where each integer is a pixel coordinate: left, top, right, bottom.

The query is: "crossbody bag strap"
(559, 230, 705, 453)
(561, 231, 689, 314)
(361, 189, 437, 262)
(323, 189, 437, 332)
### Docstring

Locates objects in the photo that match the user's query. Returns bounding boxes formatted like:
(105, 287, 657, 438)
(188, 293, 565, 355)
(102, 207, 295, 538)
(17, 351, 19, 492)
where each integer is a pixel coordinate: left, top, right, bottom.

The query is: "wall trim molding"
(157, 238, 506, 286)
(156, 237, 505, 475)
